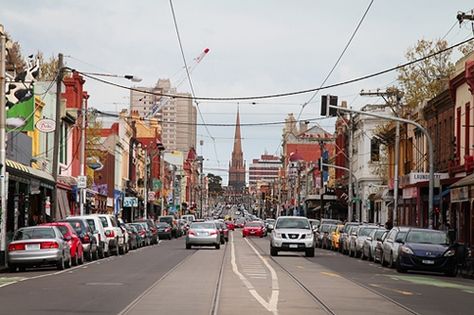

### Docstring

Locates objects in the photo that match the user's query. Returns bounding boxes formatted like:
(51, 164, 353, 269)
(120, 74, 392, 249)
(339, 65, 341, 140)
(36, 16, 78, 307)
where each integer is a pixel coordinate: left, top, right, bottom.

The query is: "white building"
(351, 104, 392, 223)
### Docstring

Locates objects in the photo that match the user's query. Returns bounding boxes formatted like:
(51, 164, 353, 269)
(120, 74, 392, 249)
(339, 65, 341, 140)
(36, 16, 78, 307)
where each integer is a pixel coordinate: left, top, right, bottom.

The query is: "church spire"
(233, 106, 242, 154)
(228, 106, 246, 191)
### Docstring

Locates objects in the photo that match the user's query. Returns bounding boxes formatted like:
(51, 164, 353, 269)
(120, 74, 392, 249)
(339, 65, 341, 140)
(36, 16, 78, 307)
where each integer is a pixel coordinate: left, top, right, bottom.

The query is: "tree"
(397, 39, 455, 110)
(5, 33, 25, 74)
(207, 173, 223, 196)
(459, 40, 474, 57)
(37, 52, 59, 81)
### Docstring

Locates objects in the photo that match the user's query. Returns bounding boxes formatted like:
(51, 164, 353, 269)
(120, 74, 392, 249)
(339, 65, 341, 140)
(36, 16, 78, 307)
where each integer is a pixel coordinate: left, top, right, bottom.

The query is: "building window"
(370, 138, 379, 162)
(466, 103, 470, 157)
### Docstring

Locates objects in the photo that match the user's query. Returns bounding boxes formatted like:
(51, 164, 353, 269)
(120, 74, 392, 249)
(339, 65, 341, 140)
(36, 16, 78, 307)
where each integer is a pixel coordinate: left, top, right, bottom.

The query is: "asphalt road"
(0, 239, 192, 315)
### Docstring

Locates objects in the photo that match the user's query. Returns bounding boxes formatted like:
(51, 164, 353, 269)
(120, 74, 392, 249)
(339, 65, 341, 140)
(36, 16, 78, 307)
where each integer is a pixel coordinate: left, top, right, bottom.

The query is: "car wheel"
(119, 245, 125, 255)
(92, 248, 99, 260)
(186, 243, 191, 249)
(57, 257, 65, 270)
(215, 243, 220, 250)
(220, 239, 225, 245)
(396, 258, 407, 273)
(270, 245, 278, 257)
(8, 265, 17, 273)
(168, 235, 172, 240)
(306, 248, 315, 257)
(242, 234, 246, 238)
(78, 251, 84, 265)
(446, 264, 458, 277)
(361, 250, 366, 260)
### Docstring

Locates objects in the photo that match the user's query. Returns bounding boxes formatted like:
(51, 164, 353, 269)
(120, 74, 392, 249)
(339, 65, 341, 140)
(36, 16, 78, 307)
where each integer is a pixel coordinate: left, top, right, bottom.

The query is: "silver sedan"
(185, 222, 221, 249)
(8, 226, 72, 272)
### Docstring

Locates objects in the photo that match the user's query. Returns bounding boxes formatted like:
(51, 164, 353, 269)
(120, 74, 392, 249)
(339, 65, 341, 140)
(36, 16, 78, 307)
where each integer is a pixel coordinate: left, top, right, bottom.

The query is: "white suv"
(270, 216, 315, 257)
(94, 214, 125, 255)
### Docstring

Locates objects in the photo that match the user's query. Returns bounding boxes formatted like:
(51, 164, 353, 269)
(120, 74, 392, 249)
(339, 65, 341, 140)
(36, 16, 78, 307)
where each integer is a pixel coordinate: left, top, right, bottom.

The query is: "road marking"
(231, 235, 279, 315)
(0, 277, 27, 288)
(369, 283, 415, 296)
(321, 271, 341, 278)
(386, 275, 474, 294)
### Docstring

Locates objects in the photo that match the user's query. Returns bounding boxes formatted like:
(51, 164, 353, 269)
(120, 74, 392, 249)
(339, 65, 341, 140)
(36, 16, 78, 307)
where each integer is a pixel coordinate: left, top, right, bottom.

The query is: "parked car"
(339, 222, 362, 254)
(264, 219, 275, 232)
(308, 219, 320, 232)
(8, 226, 72, 272)
(373, 230, 388, 263)
(322, 224, 337, 249)
(242, 221, 266, 238)
(136, 219, 159, 244)
(41, 222, 84, 266)
(60, 217, 98, 261)
(349, 225, 379, 258)
(130, 223, 148, 247)
(270, 216, 315, 257)
(315, 224, 332, 248)
(331, 224, 345, 251)
(361, 228, 387, 261)
(125, 224, 139, 250)
(186, 221, 221, 249)
(320, 218, 341, 226)
(156, 222, 172, 240)
(158, 216, 179, 238)
(75, 215, 110, 258)
(381, 226, 410, 268)
(396, 228, 457, 276)
(94, 214, 125, 255)
(181, 214, 196, 224)
(136, 222, 153, 246)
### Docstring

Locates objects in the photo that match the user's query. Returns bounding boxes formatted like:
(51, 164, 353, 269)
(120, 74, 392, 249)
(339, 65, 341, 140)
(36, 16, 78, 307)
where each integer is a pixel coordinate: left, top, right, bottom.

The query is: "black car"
(136, 220, 159, 244)
(60, 218, 98, 261)
(156, 222, 172, 240)
(396, 228, 457, 276)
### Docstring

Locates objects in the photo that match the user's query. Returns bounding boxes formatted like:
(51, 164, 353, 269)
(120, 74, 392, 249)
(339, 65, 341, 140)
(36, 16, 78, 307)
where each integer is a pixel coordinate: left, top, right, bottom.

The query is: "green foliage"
(207, 173, 223, 196)
(37, 52, 58, 81)
(397, 39, 454, 110)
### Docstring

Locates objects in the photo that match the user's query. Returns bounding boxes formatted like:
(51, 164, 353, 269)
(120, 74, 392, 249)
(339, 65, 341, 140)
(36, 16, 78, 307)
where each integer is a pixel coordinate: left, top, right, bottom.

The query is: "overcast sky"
(1, 0, 473, 181)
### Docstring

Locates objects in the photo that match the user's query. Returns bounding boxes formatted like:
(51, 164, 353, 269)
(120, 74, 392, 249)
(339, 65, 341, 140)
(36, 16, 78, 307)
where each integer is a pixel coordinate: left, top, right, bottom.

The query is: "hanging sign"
(35, 118, 56, 133)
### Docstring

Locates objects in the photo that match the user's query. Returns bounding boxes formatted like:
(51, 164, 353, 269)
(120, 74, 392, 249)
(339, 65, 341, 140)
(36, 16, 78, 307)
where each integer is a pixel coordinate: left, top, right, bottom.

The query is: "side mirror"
(395, 238, 404, 244)
(351, 232, 357, 236)
(367, 237, 372, 242)
(376, 237, 382, 242)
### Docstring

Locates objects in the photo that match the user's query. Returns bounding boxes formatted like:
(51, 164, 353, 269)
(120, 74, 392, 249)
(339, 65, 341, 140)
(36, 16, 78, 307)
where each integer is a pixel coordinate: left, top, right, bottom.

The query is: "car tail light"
(8, 243, 25, 251)
(188, 230, 197, 236)
(165, 228, 171, 232)
(41, 241, 59, 249)
(210, 230, 218, 236)
(105, 230, 115, 238)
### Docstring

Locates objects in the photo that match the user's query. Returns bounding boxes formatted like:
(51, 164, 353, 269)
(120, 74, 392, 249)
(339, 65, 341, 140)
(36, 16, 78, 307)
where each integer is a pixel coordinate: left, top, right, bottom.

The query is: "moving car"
(186, 221, 221, 249)
(41, 222, 84, 266)
(225, 221, 235, 231)
(156, 222, 173, 240)
(158, 216, 178, 238)
(8, 226, 72, 271)
(396, 228, 457, 276)
(215, 221, 229, 243)
(265, 219, 275, 232)
(270, 216, 315, 257)
(242, 221, 266, 238)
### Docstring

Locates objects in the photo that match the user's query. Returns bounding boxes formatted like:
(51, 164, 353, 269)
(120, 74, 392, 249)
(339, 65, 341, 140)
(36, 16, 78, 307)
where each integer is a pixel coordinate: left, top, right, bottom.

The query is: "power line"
(296, 0, 375, 120)
(72, 36, 474, 102)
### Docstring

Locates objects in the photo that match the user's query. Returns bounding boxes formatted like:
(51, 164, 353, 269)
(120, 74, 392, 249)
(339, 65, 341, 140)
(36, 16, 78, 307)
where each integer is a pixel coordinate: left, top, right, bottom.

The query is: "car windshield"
(359, 227, 376, 237)
(66, 220, 84, 234)
(86, 219, 97, 232)
(329, 225, 337, 232)
(14, 228, 56, 240)
(246, 222, 263, 227)
(320, 224, 330, 232)
(191, 222, 216, 229)
(406, 230, 448, 245)
(374, 230, 386, 240)
(156, 223, 169, 228)
(276, 218, 310, 230)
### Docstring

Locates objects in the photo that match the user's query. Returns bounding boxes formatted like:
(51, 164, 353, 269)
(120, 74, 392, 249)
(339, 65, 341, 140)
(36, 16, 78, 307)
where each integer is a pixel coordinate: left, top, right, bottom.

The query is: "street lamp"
(71, 70, 142, 82)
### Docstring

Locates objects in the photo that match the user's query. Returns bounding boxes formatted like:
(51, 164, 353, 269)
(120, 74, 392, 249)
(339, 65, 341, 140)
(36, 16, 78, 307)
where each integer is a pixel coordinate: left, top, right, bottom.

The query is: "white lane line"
(231, 235, 279, 315)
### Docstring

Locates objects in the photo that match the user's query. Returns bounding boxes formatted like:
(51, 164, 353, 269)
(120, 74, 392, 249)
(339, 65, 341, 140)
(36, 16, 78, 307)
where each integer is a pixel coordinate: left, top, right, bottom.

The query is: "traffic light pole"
(329, 105, 435, 228)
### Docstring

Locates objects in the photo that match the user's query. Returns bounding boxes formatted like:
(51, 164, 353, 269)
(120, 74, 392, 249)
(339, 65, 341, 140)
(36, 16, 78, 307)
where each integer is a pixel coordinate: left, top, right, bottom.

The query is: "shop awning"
(6, 159, 55, 189)
(450, 173, 474, 189)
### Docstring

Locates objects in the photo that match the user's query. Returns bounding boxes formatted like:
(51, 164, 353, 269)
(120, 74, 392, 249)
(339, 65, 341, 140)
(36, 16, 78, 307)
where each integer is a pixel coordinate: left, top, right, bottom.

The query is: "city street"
(1, 231, 473, 315)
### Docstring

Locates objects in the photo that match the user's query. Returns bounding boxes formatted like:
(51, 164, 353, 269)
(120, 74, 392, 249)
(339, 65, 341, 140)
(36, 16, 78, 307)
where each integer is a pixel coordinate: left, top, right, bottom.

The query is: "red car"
(242, 221, 266, 238)
(225, 221, 235, 231)
(41, 222, 84, 266)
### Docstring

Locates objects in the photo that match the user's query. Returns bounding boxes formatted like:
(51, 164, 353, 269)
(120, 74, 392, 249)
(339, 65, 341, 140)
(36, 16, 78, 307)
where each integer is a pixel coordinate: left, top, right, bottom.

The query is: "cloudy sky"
(1, 0, 473, 181)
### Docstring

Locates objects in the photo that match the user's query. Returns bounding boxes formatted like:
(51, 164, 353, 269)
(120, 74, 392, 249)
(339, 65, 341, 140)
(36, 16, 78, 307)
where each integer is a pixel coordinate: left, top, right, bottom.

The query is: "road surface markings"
(231, 235, 279, 315)
(0, 277, 27, 288)
(321, 271, 341, 278)
(369, 283, 415, 296)
(386, 275, 474, 294)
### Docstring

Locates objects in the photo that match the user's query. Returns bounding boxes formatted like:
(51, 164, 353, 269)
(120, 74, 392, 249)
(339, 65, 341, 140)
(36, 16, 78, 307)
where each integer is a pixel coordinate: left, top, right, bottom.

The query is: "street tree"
(207, 173, 223, 196)
(397, 39, 455, 110)
(37, 52, 59, 81)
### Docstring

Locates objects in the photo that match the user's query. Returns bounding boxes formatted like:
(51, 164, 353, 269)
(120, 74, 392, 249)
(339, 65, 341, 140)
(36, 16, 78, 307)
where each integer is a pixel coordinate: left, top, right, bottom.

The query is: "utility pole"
(52, 53, 64, 218)
(348, 113, 354, 221)
(0, 25, 8, 265)
(79, 97, 86, 216)
(143, 149, 148, 220)
(360, 88, 403, 225)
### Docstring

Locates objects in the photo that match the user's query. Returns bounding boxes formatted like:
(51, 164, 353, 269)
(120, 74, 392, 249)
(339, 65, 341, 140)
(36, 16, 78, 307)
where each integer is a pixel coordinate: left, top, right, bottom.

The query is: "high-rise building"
(130, 79, 196, 153)
(249, 154, 281, 189)
(228, 108, 246, 191)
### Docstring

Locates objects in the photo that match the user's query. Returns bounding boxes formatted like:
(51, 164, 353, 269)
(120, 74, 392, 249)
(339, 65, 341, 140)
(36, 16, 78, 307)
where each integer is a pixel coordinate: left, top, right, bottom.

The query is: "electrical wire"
(71, 36, 474, 103)
(296, 0, 375, 121)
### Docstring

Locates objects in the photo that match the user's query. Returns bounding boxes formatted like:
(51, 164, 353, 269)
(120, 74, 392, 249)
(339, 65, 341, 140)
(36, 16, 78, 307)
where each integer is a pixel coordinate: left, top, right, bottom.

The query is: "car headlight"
(401, 246, 414, 255)
(444, 249, 455, 257)
(305, 233, 313, 239)
(275, 233, 283, 238)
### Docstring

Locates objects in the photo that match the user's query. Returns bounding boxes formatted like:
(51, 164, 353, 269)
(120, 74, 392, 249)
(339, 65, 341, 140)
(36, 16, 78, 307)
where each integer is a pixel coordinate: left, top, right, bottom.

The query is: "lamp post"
(75, 71, 142, 83)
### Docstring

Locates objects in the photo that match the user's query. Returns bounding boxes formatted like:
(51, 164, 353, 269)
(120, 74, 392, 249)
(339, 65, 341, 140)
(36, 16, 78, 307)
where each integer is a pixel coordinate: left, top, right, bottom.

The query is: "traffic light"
(320, 95, 338, 117)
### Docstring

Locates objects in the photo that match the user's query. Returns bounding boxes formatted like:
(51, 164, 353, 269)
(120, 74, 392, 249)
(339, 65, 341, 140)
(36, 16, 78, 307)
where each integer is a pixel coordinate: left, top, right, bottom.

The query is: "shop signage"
(123, 197, 138, 207)
(400, 172, 449, 188)
(450, 186, 469, 203)
(402, 187, 417, 199)
(35, 118, 56, 133)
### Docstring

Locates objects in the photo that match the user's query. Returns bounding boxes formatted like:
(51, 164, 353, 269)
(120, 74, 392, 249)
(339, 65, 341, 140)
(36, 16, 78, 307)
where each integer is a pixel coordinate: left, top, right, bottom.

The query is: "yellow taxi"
(331, 224, 345, 250)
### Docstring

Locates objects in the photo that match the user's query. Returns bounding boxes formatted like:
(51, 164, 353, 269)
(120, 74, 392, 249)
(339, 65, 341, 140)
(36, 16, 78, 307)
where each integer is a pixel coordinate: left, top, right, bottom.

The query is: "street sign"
(77, 175, 87, 189)
(148, 191, 155, 201)
(123, 197, 138, 207)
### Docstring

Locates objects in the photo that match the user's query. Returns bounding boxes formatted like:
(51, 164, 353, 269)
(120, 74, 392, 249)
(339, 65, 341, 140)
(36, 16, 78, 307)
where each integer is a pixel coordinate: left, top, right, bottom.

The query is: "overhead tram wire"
(168, 0, 221, 165)
(296, 0, 375, 121)
(74, 36, 474, 102)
